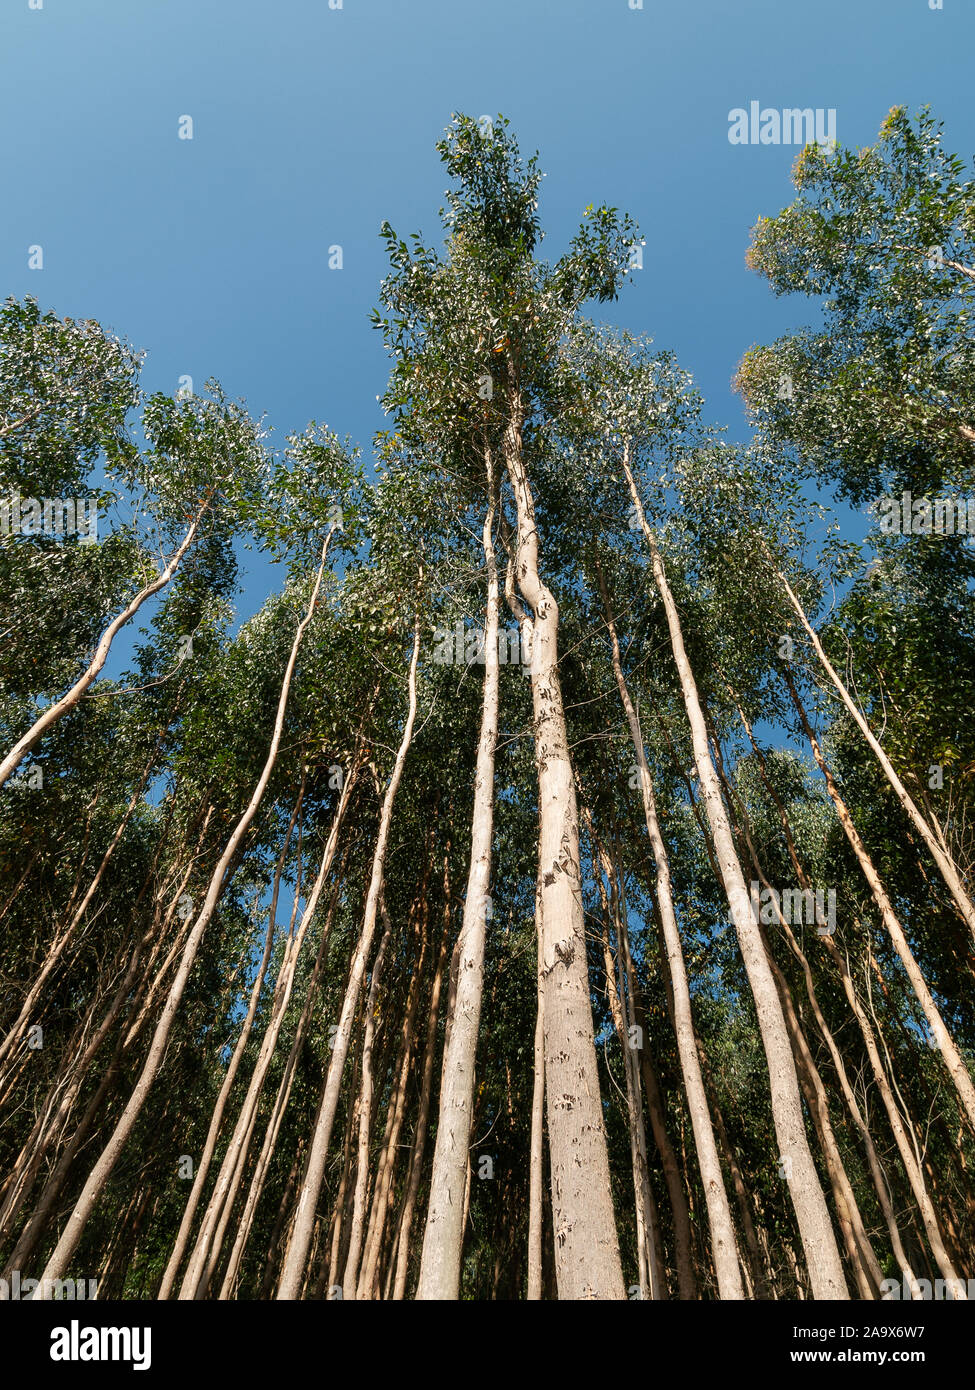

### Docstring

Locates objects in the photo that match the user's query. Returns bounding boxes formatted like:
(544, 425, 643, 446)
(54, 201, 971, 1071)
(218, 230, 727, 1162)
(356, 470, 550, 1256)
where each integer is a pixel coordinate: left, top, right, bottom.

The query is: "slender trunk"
(219, 869, 347, 1300)
(0, 726, 169, 1079)
(0, 930, 147, 1244)
(596, 830, 664, 1298)
(32, 534, 334, 1293)
(621, 446, 847, 1299)
(709, 724, 884, 1298)
(526, 980, 545, 1301)
(632, 995, 698, 1300)
(778, 568, 975, 939)
(503, 387, 624, 1300)
(786, 674, 969, 1287)
(178, 759, 357, 1298)
(277, 618, 422, 1299)
(156, 785, 304, 1298)
(785, 670, 975, 1136)
(342, 896, 394, 1297)
(597, 566, 743, 1299)
(390, 899, 449, 1301)
(358, 879, 430, 1299)
(729, 695, 922, 1295)
(417, 447, 500, 1299)
(0, 494, 210, 790)
(706, 1069, 771, 1298)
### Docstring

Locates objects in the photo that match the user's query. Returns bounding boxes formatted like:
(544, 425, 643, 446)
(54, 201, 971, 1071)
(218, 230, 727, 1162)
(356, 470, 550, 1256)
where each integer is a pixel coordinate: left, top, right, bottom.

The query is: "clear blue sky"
(3, 0, 973, 619)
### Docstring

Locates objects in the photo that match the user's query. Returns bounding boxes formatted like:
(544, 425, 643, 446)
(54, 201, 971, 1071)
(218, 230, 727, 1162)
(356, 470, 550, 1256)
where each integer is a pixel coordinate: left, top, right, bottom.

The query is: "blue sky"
(3, 0, 973, 621)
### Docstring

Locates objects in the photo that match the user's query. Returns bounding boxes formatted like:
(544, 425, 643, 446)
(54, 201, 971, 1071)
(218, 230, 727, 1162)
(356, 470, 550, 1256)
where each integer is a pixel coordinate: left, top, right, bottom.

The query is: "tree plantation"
(2, 107, 974, 1303)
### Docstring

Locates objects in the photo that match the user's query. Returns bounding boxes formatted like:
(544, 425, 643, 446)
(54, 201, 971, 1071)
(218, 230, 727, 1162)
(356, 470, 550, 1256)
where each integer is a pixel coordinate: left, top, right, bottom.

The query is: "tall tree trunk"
(219, 878, 345, 1300)
(178, 758, 358, 1298)
(526, 982, 545, 1300)
(621, 446, 848, 1299)
(417, 447, 500, 1299)
(0, 721, 171, 1079)
(358, 890, 428, 1300)
(342, 895, 394, 1297)
(705, 1065, 771, 1298)
(503, 385, 624, 1300)
(729, 694, 923, 1295)
(778, 568, 975, 939)
(632, 995, 698, 1300)
(156, 784, 305, 1298)
(581, 817, 664, 1295)
(277, 618, 422, 1299)
(784, 670, 975, 1136)
(709, 722, 884, 1298)
(390, 891, 450, 1301)
(32, 533, 335, 1294)
(597, 565, 744, 1299)
(786, 673, 971, 1287)
(0, 494, 211, 790)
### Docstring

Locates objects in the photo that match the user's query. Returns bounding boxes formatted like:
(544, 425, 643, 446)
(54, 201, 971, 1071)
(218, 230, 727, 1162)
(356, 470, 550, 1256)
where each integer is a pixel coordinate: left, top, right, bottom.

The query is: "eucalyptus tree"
(663, 438, 975, 1288)
(374, 113, 641, 1299)
(32, 422, 357, 1292)
(11, 107, 975, 1304)
(737, 106, 975, 503)
(0, 379, 269, 790)
(554, 327, 848, 1297)
(0, 294, 140, 495)
(276, 435, 437, 1298)
(734, 112, 975, 934)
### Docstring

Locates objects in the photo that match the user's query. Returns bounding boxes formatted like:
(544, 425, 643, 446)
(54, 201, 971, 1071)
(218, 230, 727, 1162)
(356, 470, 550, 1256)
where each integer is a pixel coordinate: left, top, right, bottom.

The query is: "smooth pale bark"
(156, 788, 304, 1299)
(32, 534, 334, 1294)
(0, 928, 147, 1245)
(526, 986, 545, 1300)
(178, 761, 357, 1299)
(0, 832, 217, 1276)
(778, 569, 975, 940)
(277, 619, 422, 1300)
(0, 495, 210, 791)
(324, 1052, 360, 1298)
(621, 447, 848, 1299)
(0, 729, 167, 1079)
(709, 723, 884, 1298)
(417, 451, 500, 1299)
(784, 670, 975, 1136)
(219, 876, 346, 1299)
(612, 857, 673, 1300)
(503, 387, 624, 1301)
(390, 898, 449, 1300)
(358, 893, 428, 1300)
(859, 943, 967, 1286)
(633, 991, 698, 1300)
(253, 1149, 303, 1300)
(705, 1067, 771, 1298)
(584, 821, 660, 1298)
(786, 674, 970, 1286)
(598, 569, 744, 1299)
(765, 920, 881, 1298)
(614, 866, 660, 1297)
(342, 897, 393, 1297)
(730, 697, 922, 1296)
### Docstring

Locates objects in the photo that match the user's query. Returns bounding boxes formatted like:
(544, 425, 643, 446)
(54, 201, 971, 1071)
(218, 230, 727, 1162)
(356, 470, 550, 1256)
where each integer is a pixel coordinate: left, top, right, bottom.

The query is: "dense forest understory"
(2, 107, 974, 1301)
